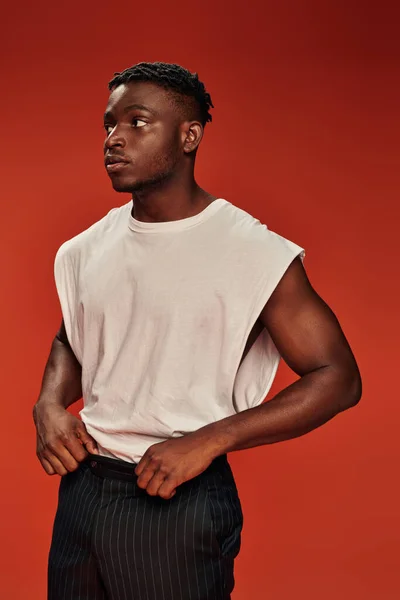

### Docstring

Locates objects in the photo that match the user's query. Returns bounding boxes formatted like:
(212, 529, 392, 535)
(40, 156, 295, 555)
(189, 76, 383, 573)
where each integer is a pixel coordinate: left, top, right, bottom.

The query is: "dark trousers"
(48, 453, 243, 600)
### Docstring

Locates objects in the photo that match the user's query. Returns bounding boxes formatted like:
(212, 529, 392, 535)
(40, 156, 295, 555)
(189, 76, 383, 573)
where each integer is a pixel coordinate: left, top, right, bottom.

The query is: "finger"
(47, 435, 86, 471)
(76, 425, 99, 455)
(145, 471, 168, 497)
(135, 454, 151, 476)
(63, 435, 90, 463)
(44, 432, 86, 472)
(39, 456, 56, 475)
(157, 478, 177, 500)
(136, 464, 157, 490)
(42, 452, 71, 476)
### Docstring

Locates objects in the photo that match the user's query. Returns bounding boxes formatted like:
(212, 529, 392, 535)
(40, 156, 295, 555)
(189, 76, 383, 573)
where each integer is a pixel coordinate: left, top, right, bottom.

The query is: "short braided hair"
(108, 61, 214, 126)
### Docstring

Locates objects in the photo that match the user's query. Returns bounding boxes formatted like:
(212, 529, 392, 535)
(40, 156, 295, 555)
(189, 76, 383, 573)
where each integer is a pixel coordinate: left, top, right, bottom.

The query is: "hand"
(33, 403, 99, 476)
(135, 432, 219, 500)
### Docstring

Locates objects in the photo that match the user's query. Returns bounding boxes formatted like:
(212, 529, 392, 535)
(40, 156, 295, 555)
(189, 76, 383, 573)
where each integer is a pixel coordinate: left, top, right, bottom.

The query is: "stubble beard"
(112, 151, 181, 194)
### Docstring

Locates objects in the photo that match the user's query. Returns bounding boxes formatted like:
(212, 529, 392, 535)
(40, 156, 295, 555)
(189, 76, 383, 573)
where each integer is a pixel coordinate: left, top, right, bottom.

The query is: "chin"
(109, 170, 173, 194)
(111, 182, 134, 193)
(109, 176, 138, 193)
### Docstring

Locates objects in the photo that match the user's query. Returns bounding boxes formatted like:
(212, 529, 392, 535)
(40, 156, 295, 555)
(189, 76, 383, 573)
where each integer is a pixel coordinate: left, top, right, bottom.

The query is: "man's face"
(103, 81, 185, 193)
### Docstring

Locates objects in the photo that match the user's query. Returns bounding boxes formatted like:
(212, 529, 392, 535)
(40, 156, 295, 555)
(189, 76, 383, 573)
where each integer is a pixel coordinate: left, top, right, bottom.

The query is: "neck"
(131, 174, 216, 223)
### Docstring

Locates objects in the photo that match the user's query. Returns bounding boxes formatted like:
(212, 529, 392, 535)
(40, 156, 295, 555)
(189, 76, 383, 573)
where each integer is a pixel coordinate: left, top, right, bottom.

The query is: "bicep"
(260, 257, 359, 378)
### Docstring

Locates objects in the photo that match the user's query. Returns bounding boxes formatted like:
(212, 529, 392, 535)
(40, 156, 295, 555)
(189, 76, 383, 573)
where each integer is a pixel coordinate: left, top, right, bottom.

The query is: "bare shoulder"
(259, 257, 361, 384)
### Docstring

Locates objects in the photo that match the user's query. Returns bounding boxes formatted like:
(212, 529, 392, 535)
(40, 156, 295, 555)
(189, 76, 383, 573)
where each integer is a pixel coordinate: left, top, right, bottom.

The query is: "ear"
(181, 121, 204, 154)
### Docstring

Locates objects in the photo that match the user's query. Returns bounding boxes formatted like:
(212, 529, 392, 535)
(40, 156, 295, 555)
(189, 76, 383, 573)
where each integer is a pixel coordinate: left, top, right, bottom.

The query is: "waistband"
(84, 452, 228, 483)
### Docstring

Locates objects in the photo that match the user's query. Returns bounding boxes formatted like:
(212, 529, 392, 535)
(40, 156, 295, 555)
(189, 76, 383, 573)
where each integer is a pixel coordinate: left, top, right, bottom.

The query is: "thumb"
(76, 423, 99, 454)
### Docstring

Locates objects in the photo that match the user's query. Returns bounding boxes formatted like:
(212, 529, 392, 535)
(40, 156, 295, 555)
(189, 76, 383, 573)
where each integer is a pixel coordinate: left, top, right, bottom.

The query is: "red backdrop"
(1, 1, 399, 598)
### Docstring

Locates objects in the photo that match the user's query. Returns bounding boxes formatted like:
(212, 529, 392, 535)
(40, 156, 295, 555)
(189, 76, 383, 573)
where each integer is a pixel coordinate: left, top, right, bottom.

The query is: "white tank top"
(54, 198, 305, 462)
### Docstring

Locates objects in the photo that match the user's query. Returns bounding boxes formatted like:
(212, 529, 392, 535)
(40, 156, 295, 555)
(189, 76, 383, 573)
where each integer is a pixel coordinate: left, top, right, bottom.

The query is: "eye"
(104, 124, 113, 135)
(132, 118, 147, 128)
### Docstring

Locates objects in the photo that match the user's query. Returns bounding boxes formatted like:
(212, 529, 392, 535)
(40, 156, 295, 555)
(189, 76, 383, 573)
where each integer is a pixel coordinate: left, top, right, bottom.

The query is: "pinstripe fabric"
(48, 455, 243, 600)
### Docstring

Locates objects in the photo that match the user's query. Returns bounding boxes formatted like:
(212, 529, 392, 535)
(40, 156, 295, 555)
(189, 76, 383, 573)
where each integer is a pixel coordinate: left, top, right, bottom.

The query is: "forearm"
(34, 337, 82, 411)
(203, 366, 362, 456)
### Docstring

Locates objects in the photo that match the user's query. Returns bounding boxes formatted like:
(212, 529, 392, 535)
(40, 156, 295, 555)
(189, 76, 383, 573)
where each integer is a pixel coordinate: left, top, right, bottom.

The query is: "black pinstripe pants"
(48, 453, 243, 600)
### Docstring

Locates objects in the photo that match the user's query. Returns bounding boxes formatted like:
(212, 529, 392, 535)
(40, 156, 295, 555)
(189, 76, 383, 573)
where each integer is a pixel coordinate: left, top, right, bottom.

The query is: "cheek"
(143, 135, 179, 168)
(125, 124, 181, 171)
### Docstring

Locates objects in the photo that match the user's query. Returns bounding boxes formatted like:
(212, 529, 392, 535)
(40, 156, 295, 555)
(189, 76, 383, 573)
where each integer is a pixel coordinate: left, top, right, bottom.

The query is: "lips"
(105, 155, 130, 173)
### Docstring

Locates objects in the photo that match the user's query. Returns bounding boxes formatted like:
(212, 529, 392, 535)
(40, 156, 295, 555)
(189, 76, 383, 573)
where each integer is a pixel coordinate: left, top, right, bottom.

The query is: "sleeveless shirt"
(54, 198, 305, 462)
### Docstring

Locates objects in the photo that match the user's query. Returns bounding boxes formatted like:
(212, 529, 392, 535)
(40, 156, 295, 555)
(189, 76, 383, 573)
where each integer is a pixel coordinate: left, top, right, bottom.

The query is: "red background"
(1, 1, 399, 598)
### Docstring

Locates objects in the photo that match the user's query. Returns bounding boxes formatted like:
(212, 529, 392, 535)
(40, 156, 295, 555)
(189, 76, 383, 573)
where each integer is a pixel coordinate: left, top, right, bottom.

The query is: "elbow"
(327, 363, 362, 412)
(344, 368, 362, 409)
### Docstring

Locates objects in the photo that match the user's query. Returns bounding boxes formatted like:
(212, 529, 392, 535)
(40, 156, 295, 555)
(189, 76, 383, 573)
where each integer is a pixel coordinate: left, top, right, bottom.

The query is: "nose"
(104, 125, 126, 150)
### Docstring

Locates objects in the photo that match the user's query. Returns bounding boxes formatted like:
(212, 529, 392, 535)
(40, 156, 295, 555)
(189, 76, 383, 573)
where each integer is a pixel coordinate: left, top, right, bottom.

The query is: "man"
(33, 62, 362, 600)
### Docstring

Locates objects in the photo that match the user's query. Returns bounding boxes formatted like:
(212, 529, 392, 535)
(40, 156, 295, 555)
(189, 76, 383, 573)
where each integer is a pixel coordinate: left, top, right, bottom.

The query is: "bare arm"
(33, 320, 98, 476)
(36, 319, 82, 410)
(203, 256, 362, 452)
(133, 257, 362, 500)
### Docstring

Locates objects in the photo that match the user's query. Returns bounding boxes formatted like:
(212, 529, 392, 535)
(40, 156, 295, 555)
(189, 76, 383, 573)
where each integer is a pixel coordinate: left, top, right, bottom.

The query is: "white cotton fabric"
(54, 198, 305, 462)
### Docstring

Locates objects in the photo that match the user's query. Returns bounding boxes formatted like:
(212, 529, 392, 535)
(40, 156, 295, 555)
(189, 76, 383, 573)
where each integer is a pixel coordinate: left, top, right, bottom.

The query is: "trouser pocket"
(204, 466, 243, 559)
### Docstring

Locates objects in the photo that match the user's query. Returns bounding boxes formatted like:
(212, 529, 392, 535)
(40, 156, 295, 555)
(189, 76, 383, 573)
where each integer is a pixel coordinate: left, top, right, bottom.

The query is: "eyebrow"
(104, 103, 157, 120)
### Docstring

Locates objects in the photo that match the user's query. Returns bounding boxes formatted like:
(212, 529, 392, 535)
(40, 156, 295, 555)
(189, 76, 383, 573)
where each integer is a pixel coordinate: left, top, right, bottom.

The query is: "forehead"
(105, 81, 177, 118)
